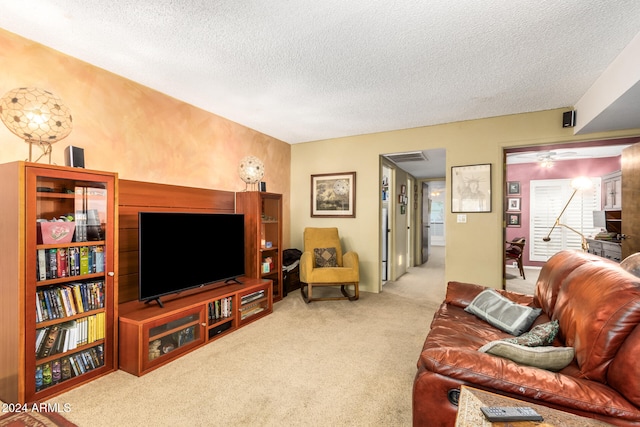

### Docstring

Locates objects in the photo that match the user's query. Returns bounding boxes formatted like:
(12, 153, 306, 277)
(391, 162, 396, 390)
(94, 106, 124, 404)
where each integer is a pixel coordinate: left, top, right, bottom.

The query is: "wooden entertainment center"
(0, 166, 278, 404)
(117, 179, 277, 376)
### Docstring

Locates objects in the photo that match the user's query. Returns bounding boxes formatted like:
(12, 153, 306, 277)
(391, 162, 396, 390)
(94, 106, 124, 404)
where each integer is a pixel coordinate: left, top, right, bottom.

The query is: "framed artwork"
(507, 181, 520, 195)
(311, 172, 356, 218)
(451, 164, 492, 213)
(508, 213, 521, 227)
(507, 197, 521, 211)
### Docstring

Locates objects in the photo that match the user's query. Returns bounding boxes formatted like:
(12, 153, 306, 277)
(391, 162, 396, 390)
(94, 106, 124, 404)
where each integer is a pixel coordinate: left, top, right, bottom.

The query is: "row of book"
(35, 345, 104, 392)
(241, 289, 265, 305)
(36, 281, 105, 323)
(37, 245, 105, 281)
(36, 313, 106, 359)
(208, 297, 233, 322)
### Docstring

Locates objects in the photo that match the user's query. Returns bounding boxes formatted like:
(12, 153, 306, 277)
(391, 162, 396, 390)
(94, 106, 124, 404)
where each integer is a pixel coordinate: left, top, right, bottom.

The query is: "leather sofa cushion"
(534, 250, 606, 316)
(419, 346, 640, 421)
(607, 324, 640, 406)
(553, 262, 640, 382)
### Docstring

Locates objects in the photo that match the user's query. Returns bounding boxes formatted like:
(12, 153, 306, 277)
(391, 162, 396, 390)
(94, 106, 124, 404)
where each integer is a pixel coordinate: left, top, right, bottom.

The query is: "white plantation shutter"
(530, 178, 601, 262)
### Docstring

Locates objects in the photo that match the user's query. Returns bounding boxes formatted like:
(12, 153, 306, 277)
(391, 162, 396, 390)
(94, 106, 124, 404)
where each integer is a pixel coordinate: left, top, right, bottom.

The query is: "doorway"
(380, 149, 446, 289)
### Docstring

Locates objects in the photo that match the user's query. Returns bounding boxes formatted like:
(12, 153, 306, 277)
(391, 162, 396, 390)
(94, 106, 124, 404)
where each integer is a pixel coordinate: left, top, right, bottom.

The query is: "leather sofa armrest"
(445, 281, 487, 308)
(445, 281, 536, 309)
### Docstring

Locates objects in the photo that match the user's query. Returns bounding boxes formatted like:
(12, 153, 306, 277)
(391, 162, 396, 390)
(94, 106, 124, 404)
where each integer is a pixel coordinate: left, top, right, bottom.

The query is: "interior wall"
(291, 111, 640, 293)
(0, 28, 291, 248)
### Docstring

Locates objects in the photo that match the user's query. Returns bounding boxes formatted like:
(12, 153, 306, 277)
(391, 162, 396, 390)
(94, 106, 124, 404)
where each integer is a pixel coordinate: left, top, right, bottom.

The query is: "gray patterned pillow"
(465, 289, 541, 336)
(314, 247, 337, 267)
(502, 320, 559, 347)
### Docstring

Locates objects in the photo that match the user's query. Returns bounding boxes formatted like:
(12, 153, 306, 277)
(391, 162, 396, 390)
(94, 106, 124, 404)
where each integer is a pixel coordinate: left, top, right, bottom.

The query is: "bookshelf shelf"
(0, 162, 117, 404)
(118, 277, 272, 376)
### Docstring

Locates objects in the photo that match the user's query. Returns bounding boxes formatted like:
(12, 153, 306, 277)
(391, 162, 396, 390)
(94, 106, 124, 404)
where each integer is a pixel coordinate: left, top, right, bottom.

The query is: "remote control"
(480, 406, 543, 422)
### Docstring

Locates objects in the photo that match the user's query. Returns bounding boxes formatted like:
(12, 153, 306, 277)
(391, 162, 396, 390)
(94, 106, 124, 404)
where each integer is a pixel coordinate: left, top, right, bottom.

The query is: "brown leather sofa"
(413, 250, 640, 426)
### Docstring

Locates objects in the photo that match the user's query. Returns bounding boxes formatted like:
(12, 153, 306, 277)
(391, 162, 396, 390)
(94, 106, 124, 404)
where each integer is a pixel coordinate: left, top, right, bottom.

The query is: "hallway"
(386, 245, 539, 297)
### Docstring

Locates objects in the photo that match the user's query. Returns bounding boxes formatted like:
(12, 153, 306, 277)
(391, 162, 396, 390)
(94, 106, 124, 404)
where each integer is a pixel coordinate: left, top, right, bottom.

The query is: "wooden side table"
(455, 386, 613, 426)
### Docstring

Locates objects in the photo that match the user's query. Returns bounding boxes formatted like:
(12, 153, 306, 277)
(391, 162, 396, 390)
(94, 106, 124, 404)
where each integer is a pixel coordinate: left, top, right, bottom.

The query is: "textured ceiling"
(1, 1, 640, 145)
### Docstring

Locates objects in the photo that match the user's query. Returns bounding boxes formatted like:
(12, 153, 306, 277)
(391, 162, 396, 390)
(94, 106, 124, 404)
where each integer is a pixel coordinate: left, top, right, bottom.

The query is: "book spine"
(48, 249, 57, 279)
(57, 248, 68, 278)
(37, 249, 47, 281)
(79, 246, 89, 275)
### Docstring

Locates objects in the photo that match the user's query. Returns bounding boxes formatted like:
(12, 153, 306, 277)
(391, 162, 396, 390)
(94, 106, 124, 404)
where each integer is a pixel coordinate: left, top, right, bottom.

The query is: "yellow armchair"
(300, 227, 359, 303)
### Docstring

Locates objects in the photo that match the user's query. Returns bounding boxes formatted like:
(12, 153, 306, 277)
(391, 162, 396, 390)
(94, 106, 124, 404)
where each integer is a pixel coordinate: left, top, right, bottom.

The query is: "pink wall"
(505, 156, 621, 267)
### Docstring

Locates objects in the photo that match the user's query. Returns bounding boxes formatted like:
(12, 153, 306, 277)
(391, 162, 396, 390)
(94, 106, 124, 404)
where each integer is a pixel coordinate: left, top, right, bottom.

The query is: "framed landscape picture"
(311, 172, 356, 218)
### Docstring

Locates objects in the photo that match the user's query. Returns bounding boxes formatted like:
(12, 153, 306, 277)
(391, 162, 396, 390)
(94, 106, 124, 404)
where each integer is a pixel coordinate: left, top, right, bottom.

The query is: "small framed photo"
(311, 172, 356, 218)
(508, 213, 521, 227)
(507, 181, 520, 195)
(400, 184, 406, 194)
(507, 197, 521, 211)
(451, 163, 492, 213)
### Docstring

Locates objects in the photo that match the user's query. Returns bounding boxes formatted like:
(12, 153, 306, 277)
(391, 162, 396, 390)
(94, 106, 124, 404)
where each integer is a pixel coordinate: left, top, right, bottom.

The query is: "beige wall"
(291, 111, 640, 294)
(0, 28, 291, 247)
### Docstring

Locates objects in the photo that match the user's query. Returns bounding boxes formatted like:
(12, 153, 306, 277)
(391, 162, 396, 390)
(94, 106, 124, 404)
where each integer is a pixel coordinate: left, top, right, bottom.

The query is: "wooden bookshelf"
(236, 192, 284, 302)
(0, 162, 118, 404)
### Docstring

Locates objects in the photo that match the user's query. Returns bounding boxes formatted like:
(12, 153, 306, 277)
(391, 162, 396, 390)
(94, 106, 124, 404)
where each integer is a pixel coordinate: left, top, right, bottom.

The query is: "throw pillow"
(502, 320, 559, 347)
(314, 247, 338, 267)
(465, 289, 541, 336)
(478, 341, 575, 371)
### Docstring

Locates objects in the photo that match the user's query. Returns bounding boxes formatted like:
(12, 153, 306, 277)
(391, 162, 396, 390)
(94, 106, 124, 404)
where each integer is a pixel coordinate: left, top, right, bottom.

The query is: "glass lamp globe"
(238, 156, 265, 191)
(620, 252, 640, 278)
(0, 87, 73, 163)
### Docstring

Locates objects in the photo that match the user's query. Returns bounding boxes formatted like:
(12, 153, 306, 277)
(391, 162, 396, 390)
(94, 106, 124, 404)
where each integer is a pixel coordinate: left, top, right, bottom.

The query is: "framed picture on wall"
(507, 197, 521, 211)
(508, 213, 521, 227)
(311, 172, 356, 217)
(507, 181, 520, 195)
(451, 163, 492, 213)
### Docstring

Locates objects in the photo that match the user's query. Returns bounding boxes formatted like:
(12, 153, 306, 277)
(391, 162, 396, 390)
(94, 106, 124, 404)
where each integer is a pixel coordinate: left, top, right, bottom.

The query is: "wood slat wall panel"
(119, 179, 235, 211)
(118, 179, 236, 303)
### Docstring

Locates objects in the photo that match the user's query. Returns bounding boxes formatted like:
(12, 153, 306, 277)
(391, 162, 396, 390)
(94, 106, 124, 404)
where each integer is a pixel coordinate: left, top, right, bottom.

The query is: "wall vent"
(385, 151, 428, 163)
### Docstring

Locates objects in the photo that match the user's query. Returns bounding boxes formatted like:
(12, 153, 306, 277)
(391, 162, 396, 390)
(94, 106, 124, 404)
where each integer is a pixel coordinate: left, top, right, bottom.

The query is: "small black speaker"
(562, 110, 576, 128)
(65, 145, 85, 168)
(259, 182, 267, 192)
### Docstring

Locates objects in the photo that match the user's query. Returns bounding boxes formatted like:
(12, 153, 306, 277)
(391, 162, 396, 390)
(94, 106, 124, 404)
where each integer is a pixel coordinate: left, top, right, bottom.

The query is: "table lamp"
(0, 87, 73, 164)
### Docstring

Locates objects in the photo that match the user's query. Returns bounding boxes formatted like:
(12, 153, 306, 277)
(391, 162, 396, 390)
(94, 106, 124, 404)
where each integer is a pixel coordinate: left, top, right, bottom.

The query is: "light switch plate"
(457, 214, 467, 223)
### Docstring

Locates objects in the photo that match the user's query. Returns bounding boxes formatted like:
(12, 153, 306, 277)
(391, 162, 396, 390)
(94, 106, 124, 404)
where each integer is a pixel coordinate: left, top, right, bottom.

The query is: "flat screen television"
(138, 212, 245, 306)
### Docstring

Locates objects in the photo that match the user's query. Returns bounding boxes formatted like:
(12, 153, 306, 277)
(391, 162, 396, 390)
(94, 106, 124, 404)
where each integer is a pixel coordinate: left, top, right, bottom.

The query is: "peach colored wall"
(0, 28, 290, 247)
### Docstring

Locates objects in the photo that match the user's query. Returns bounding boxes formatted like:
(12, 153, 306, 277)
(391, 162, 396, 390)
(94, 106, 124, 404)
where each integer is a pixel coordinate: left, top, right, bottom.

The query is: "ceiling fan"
(509, 150, 591, 167)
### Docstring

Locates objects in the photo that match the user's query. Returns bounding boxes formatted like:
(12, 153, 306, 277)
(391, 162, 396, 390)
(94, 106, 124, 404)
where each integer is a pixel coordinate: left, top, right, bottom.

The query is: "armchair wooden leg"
(300, 282, 311, 303)
(340, 283, 359, 301)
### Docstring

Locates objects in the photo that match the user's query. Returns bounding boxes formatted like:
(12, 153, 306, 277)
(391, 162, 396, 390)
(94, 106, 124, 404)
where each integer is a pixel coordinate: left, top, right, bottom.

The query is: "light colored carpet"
(45, 248, 446, 427)
(505, 265, 540, 295)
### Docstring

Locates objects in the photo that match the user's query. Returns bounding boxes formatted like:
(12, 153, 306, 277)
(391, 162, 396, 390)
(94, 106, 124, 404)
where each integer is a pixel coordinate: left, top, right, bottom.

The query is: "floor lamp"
(542, 177, 592, 251)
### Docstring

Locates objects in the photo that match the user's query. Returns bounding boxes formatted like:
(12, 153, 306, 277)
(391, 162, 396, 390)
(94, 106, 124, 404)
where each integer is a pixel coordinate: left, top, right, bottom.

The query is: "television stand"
(118, 277, 272, 376)
(225, 277, 243, 285)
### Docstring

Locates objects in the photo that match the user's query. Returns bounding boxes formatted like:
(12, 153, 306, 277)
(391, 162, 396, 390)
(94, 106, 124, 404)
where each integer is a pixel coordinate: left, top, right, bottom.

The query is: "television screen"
(138, 212, 245, 305)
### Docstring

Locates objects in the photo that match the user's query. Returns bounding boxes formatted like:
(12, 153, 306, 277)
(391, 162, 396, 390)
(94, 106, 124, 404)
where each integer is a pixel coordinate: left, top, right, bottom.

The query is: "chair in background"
(299, 227, 359, 303)
(506, 237, 526, 279)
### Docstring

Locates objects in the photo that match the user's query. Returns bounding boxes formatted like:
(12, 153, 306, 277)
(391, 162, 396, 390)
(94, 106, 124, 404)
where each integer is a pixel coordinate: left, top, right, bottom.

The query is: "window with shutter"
(530, 178, 601, 262)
